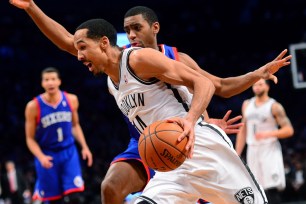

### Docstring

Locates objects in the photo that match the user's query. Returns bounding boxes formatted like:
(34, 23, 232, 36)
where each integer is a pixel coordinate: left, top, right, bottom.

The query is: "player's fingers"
(222, 110, 232, 121)
(226, 115, 242, 125)
(274, 49, 287, 61)
(224, 129, 241, 134)
(227, 123, 244, 129)
(188, 144, 194, 159)
(185, 131, 194, 157)
(87, 154, 93, 167)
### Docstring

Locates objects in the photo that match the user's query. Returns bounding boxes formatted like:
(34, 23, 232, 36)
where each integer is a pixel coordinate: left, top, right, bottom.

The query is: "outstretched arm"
(10, 0, 77, 56)
(178, 49, 292, 98)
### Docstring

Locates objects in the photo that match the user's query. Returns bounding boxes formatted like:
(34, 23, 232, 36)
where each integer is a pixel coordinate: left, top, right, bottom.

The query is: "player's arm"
(68, 93, 93, 167)
(25, 100, 53, 168)
(270, 102, 294, 139)
(10, 0, 77, 56)
(178, 50, 291, 98)
(130, 48, 215, 158)
(235, 100, 249, 156)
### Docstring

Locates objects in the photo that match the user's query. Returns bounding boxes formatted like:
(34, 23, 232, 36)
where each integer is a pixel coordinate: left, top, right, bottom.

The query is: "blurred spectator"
(2, 161, 29, 204)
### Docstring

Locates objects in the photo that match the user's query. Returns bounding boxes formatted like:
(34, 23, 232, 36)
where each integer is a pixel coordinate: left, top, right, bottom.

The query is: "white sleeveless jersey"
(108, 47, 191, 133)
(245, 97, 278, 145)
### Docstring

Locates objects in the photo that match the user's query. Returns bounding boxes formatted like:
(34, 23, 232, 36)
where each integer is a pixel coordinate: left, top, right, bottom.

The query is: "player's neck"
(42, 90, 62, 105)
(255, 95, 269, 105)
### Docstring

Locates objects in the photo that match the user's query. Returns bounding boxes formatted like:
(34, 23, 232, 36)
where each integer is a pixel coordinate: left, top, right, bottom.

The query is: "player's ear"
(152, 22, 160, 34)
(100, 36, 109, 50)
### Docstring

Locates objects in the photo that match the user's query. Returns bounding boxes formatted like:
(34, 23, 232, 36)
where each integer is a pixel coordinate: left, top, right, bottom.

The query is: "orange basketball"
(138, 120, 188, 172)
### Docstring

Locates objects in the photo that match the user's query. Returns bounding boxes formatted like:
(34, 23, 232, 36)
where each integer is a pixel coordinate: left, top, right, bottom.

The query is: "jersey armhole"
(172, 47, 180, 61)
(63, 91, 74, 112)
(33, 97, 41, 125)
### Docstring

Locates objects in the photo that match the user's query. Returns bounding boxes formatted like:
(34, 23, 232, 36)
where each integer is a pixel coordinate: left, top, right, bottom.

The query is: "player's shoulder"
(64, 92, 78, 101)
(25, 99, 39, 116)
(242, 99, 251, 109)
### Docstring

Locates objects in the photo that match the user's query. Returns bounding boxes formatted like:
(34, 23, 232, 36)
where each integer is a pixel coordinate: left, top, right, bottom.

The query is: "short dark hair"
(124, 6, 159, 26)
(41, 67, 60, 79)
(76, 19, 117, 46)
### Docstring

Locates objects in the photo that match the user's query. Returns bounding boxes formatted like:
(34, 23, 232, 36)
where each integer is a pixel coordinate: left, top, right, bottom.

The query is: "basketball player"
(25, 67, 93, 204)
(74, 18, 272, 203)
(10, 1, 291, 203)
(235, 78, 294, 204)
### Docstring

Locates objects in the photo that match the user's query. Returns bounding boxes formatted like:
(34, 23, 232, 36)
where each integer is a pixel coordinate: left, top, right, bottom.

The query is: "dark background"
(1, 0, 306, 202)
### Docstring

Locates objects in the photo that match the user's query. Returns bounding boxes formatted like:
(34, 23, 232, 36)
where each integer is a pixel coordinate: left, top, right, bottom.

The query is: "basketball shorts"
(32, 145, 84, 201)
(133, 122, 268, 204)
(112, 137, 156, 183)
(247, 140, 285, 190)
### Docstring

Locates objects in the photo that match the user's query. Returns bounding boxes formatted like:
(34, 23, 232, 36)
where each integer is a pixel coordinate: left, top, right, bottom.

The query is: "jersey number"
(57, 127, 64, 142)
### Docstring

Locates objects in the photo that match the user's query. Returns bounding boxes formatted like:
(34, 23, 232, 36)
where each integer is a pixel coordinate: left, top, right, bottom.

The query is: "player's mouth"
(131, 42, 140, 47)
(83, 62, 93, 72)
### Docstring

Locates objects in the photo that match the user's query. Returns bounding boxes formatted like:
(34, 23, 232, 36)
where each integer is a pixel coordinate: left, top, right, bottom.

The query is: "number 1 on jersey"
(57, 127, 64, 142)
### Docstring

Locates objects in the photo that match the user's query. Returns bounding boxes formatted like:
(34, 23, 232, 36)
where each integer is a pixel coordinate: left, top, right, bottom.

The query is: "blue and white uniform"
(110, 47, 267, 204)
(32, 91, 84, 201)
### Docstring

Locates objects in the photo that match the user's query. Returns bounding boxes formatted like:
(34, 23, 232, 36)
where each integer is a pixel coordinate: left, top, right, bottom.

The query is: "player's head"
(41, 67, 62, 94)
(124, 6, 160, 49)
(74, 19, 118, 75)
(252, 79, 270, 97)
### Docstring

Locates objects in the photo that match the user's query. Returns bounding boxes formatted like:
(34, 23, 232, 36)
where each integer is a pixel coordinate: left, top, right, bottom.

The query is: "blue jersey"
(34, 91, 75, 150)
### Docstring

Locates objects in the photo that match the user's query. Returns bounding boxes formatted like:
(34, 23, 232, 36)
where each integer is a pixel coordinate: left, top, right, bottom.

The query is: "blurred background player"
(24, 67, 93, 204)
(235, 78, 294, 204)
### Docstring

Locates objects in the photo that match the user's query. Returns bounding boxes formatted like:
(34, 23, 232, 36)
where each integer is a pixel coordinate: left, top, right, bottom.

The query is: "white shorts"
(133, 122, 267, 204)
(247, 140, 285, 190)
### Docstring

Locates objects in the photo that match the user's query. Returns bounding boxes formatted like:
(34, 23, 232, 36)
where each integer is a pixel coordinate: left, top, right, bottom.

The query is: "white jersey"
(108, 47, 191, 133)
(110, 48, 267, 203)
(245, 97, 278, 145)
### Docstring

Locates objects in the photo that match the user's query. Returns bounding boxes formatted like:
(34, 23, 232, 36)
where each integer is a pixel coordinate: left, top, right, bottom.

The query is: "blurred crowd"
(1, 0, 306, 203)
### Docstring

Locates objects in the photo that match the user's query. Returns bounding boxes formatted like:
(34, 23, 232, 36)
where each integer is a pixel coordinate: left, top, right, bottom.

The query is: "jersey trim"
(165, 83, 189, 112)
(125, 48, 159, 85)
(63, 91, 73, 112)
(136, 196, 158, 204)
(34, 97, 41, 125)
(109, 77, 119, 90)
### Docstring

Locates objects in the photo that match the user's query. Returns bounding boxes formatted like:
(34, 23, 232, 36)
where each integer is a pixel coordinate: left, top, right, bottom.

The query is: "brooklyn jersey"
(245, 97, 278, 145)
(108, 44, 191, 137)
(109, 47, 191, 134)
(34, 91, 75, 150)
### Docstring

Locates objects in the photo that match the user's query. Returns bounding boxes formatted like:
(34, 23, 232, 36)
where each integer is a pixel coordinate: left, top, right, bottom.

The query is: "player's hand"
(258, 49, 292, 84)
(9, 0, 31, 9)
(255, 131, 272, 140)
(166, 117, 195, 159)
(81, 147, 93, 167)
(207, 110, 243, 134)
(38, 155, 53, 169)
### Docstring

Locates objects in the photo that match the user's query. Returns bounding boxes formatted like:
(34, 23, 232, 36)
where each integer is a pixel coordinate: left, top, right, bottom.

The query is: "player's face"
(124, 14, 159, 49)
(74, 29, 105, 76)
(252, 79, 269, 97)
(41, 72, 61, 94)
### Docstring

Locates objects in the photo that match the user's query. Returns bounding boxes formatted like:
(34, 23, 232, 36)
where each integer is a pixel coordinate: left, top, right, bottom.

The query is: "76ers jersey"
(110, 47, 189, 134)
(34, 91, 75, 150)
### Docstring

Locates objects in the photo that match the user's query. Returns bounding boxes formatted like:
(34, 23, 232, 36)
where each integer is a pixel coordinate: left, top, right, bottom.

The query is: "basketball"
(138, 120, 188, 172)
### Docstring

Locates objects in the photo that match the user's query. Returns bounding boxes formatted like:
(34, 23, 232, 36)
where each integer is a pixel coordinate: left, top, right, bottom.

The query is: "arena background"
(1, 0, 306, 203)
